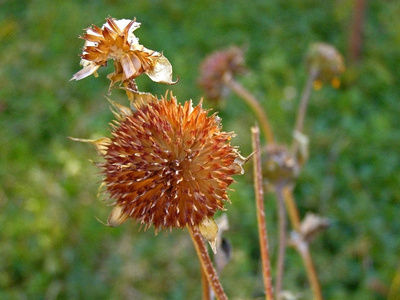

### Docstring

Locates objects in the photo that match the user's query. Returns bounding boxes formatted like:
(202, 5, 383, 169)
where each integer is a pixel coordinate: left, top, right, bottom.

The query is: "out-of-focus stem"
(283, 186, 301, 232)
(275, 184, 287, 299)
(348, 0, 366, 64)
(286, 187, 324, 300)
(251, 126, 274, 300)
(188, 226, 228, 300)
(289, 67, 324, 300)
(292, 234, 323, 300)
(292, 68, 318, 156)
(224, 74, 275, 145)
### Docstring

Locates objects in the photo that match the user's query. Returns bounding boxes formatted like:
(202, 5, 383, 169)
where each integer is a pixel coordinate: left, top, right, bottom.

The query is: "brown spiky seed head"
(101, 93, 243, 231)
(198, 46, 246, 101)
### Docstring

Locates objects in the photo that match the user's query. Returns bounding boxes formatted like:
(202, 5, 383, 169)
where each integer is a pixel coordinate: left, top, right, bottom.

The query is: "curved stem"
(292, 234, 323, 300)
(224, 75, 275, 145)
(188, 226, 228, 300)
(251, 126, 274, 300)
(303, 248, 323, 300)
(283, 185, 301, 232)
(285, 188, 324, 300)
(292, 68, 318, 156)
(275, 184, 287, 299)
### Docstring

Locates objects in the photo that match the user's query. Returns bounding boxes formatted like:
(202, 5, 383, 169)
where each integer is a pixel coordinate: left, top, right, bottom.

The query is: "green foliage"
(1, 0, 399, 299)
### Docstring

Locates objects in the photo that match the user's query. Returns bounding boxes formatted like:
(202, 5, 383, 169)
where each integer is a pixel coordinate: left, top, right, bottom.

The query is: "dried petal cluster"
(198, 46, 246, 101)
(306, 43, 345, 89)
(96, 94, 244, 231)
(71, 17, 176, 89)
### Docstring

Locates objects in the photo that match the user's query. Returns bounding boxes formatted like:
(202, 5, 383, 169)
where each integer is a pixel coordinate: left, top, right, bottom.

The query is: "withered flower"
(81, 93, 244, 232)
(306, 43, 345, 90)
(262, 144, 299, 187)
(298, 213, 330, 243)
(71, 17, 176, 90)
(198, 46, 246, 101)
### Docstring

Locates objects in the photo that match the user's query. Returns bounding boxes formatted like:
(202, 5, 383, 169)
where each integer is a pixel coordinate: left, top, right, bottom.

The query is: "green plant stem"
(292, 68, 318, 157)
(188, 226, 228, 300)
(224, 74, 275, 145)
(275, 184, 287, 299)
(251, 126, 274, 300)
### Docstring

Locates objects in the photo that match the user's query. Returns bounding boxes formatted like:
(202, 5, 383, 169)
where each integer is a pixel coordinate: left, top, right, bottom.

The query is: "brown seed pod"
(99, 93, 244, 231)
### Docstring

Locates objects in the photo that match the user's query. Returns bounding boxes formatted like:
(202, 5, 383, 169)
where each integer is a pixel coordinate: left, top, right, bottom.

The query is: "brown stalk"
(201, 267, 212, 300)
(188, 226, 228, 300)
(285, 188, 324, 300)
(289, 66, 324, 299)
(251, 126, 274, 300)
(292, 233, 323, 300)
(291, 67, 318, 157)
(224, 74, 275, 145)
(224, 60, 323, 299)
(283, 186, 301, 231)
(348, 0, 366, 64)
(274, 184, 287, 299)
(303, 248, 323, 300)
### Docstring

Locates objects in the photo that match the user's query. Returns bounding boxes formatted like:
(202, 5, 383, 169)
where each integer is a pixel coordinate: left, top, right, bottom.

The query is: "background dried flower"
(306, 42, 345, 89)
(198, 46, 246, 101)
(262, 144, 299, 187)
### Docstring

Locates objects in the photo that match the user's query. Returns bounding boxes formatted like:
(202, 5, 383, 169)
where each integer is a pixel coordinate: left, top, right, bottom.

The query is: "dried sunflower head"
(71, 17, 176, 90)
(82, 93, 245, 232)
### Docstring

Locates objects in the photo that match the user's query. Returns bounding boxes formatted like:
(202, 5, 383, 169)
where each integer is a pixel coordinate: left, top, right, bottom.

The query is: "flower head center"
(163, 158, 193, 185)
(109, 44, 127, 61)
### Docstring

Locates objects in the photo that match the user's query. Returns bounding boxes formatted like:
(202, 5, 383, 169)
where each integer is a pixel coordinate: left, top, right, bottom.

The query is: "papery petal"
(107, 98, 134, 121)
(69, 137, 112, 155)
(120, 53, 142, 79)
(89, 25, 103, 36)
(107, 205, 129, 227)
(102, 26, 117, 41)
(145, 54, 177, 84)
(71, 62, 101, 81)
(104, 18, 141, 45)
(105, 18, 122, 35)
(82, 33, 104, 43)
(199, 217, 219, 254)
(84, 45, 105, 54)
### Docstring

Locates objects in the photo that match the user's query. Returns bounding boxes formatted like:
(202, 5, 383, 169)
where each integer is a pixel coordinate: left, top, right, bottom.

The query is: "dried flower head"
(71, 17, 176, 90)
(298, 213, 330, 243)
(306, 43, 345, 90)
(262, 144, 299, 187)
(198, 46, 246, 101)
(85, 93, 244, 232)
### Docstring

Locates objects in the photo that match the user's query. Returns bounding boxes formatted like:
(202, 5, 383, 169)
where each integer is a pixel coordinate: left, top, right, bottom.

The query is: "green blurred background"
(1, 0, 399, 299)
